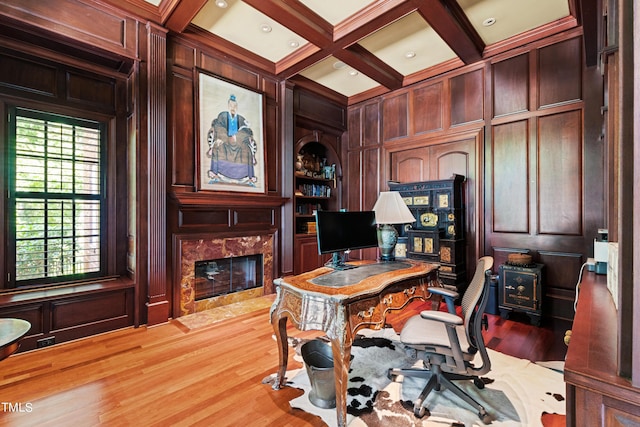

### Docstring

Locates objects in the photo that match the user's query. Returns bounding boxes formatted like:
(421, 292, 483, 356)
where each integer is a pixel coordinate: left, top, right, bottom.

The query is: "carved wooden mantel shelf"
(169, 191, 289, 208)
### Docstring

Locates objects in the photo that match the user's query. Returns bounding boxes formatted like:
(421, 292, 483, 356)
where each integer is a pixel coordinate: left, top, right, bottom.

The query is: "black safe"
(498, 263, 544, 326)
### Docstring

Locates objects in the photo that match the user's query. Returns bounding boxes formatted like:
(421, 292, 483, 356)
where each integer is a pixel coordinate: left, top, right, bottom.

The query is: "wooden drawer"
(348, 279, 435, 330)
(348, 297, 384, 329)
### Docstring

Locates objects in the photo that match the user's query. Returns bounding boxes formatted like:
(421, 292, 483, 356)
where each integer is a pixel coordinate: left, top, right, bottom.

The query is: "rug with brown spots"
(277, 328, 565, 427)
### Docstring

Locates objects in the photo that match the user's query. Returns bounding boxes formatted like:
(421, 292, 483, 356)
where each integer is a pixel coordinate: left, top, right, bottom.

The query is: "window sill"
(0, 276, 135, 307)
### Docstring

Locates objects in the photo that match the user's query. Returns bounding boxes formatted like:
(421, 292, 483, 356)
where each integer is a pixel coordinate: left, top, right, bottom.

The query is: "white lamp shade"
(372, 191, 416, 224)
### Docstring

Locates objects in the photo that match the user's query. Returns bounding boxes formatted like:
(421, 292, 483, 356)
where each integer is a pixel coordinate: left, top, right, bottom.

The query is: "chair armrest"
(427, 287, 459, 313)
(427, 287, 459, 300)
(419, 310, 463, 325)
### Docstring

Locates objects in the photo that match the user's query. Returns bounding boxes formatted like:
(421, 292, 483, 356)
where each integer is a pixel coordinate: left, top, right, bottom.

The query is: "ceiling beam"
(336, 44, 404, 91)
(163, 0, 208, 33)
(412, 0, 484, 64)
(242, 0, 333, 48)
(276, 0, 415, 84)
(577, 0, 599, 67)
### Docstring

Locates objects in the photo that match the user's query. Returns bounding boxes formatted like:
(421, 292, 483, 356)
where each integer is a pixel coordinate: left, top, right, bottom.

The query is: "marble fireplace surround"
(173, 232, 274, 317)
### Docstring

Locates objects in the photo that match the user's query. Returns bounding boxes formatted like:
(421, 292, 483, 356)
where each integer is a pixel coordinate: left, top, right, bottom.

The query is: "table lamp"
(372, 191, 416, 261)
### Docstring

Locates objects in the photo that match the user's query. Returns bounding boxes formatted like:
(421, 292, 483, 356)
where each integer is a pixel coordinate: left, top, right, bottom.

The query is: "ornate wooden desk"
(270, 259, 439, 427)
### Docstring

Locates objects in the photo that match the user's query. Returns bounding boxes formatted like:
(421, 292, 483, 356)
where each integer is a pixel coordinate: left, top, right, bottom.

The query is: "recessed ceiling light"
(215, 0, 228, 8)
(333, 61, 347, 70)
(260, 23, 272, 33)
(348, 70, 359, 76)
(405, 51, 416, 59)
(289, 40, 300, 48)
(482, 17, 496, 27)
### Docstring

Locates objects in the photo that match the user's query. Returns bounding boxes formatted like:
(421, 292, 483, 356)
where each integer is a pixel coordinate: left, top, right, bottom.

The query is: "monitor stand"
(325, 252, 357, 270)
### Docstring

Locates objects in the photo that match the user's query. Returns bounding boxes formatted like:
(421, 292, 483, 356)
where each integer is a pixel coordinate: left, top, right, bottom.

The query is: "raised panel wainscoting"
(0, 279, 134, 352)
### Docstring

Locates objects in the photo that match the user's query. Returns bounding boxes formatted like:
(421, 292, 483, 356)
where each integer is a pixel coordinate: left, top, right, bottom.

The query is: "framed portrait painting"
(197, 72, 265, 193)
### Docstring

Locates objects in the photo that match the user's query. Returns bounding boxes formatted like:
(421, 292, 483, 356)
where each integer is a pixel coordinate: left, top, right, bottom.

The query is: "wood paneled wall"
(346, 29, 604, 321)
(166, 36, 290, 316)
(0, 41, 135, 348)
(167, 38, 283, 197)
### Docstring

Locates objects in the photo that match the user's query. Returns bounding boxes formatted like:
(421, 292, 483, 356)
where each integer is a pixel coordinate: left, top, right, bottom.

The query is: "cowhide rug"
(264, 328, 565, 427)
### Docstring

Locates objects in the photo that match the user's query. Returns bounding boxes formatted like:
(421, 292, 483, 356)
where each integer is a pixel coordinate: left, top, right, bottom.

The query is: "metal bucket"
(301, 339, 336, 409)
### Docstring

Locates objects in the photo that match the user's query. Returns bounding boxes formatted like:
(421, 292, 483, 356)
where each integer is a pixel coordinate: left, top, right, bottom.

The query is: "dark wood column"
(280, 82, 295, 276)
(142, 22, 169, 325)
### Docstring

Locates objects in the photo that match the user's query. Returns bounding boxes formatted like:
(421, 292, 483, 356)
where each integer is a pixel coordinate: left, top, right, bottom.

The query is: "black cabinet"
(389, 175, 466, 292)
(498, 263, 544, 326)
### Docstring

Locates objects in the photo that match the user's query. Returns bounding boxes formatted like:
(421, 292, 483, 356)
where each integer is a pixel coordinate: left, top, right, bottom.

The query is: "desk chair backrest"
(460, 256, 494, 351)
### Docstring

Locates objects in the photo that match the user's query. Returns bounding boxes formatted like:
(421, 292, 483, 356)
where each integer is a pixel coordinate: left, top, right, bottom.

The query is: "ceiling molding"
(348, 85, 391, 106)
(102, 0, 161, 22)
(289, 74, 348, 108)
(183, 26, 276, 74)
(403, 56, 465, 87)
(482, 16, 580, 60)
(332, 0, 416, 41)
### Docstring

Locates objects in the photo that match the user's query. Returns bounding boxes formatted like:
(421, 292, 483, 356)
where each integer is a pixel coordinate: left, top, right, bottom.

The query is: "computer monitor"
(315, 210, 378, 270)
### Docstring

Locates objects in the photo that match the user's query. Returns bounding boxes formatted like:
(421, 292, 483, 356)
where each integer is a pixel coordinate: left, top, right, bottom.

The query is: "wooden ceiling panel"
(135, 0, 579, 104)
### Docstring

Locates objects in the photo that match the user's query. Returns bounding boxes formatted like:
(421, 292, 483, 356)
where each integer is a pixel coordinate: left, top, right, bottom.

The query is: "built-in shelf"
(293, 137, 341, 273)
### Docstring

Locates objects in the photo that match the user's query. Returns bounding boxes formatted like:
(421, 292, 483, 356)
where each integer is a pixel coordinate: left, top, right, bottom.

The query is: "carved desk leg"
(270, 307, 289, 390)
(327, 307, 353, 427)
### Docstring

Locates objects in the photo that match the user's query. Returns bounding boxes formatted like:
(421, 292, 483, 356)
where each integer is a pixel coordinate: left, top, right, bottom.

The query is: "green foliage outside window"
(11, 109, 104, 285)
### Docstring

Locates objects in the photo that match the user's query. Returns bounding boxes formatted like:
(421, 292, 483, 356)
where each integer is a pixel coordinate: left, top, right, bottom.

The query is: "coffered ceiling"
(137, 0, 586, 104)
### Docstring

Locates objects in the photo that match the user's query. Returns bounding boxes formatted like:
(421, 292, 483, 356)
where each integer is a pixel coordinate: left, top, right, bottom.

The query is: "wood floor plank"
(0, 298, 568, 426)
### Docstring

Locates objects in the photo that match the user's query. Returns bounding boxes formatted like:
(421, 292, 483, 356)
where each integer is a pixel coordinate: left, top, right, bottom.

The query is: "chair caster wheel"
(474, 378, 485, 389)
(414, 405, 426, 418)
(479, 409, 492, 424)
(387, 368, 397, 380)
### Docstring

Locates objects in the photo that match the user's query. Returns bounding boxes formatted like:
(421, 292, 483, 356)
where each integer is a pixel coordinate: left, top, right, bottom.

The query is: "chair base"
(388, 365, 493, 424)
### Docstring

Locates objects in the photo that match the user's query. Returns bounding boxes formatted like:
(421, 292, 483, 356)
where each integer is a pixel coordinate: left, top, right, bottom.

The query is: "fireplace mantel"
(169, 191, 288, 208)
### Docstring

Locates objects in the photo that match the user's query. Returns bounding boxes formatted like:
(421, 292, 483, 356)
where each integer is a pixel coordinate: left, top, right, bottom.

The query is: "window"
(7, 107, 106, 287)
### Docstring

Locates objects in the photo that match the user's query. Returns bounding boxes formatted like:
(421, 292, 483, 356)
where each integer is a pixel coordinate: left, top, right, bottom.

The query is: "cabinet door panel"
(295, 237, 323, 274)
(538, 110, 582, 235)
(389, 147, 429, 182)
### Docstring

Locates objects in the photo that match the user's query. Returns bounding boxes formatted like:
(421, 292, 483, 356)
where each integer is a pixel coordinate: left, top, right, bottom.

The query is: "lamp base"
(377, 224, 398, 262)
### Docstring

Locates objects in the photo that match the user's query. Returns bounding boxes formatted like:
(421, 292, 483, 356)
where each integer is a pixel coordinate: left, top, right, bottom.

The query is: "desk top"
(564, 272, 638, 401)
(274, 259, 438, 299)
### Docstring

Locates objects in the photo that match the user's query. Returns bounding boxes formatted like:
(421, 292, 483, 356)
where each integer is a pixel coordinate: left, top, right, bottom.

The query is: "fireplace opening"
(194, 255, 263, 301)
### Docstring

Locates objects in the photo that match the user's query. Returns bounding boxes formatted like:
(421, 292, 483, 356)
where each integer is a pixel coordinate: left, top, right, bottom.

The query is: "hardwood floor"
(0, 296, 570, 426)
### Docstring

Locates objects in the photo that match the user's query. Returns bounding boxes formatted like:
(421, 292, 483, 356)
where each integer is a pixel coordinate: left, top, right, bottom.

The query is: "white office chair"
(389, 256, 494, 424)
